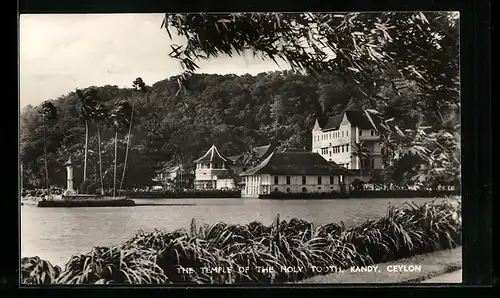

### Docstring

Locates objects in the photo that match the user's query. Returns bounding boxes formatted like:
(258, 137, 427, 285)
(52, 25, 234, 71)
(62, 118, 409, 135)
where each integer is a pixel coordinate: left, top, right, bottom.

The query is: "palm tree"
(38, 101, 58, 195)
(75, 88, 99, 181)
(120, 78, 147, 193)
(108, 100, 132, 197)
(352, 141, 371, 178)
(92, 103, 109, 195)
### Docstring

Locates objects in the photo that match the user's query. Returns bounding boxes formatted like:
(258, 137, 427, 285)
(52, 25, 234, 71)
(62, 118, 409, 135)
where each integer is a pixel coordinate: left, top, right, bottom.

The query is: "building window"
(342, 131, 344, 137)
(302, 187, 307, 193)
(302, 176, 306, 185)
(286, 187, 290, 192)
(274, 187, 279, 192)
(330, 176, 334, 184)
(371, 130, 375, 136)
(274, 176, 278, 185)
(318, 187, 322, 190)
(317, 176, 322, 185)
(329, 158, 332, 161)
(341, 146, 344, 153)
(359, 130, 362, 136)
(286, 176, 291, 185)
(346, 145, 349, 152)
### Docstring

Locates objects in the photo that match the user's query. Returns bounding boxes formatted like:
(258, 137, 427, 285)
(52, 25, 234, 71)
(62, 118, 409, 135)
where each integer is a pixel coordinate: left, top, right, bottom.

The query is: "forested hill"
(20, 70, 368, 189)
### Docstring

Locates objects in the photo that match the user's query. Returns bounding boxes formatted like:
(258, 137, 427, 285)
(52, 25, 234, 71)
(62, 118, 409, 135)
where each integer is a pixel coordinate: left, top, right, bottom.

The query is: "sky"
(19, 13, 290, 109)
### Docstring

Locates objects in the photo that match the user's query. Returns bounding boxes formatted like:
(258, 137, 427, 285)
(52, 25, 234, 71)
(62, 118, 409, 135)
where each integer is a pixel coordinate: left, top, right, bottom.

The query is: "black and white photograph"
(20, 12, 461, 285)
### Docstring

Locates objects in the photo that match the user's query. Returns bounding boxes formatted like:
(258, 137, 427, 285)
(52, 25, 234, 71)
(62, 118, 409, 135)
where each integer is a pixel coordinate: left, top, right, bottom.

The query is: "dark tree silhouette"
(38, 101, 58, 194)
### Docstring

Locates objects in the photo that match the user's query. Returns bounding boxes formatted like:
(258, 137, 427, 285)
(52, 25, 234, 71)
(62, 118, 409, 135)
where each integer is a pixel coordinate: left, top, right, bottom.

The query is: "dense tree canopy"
(20, 68, 458, 191)
(19, 71, 355, 190)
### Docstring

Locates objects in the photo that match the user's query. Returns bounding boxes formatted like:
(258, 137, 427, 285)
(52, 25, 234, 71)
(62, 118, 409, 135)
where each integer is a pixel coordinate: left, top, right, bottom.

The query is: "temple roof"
(240, 150, 352, 176)
(194, 144, 233, 164)
(228, 142, 277, 165)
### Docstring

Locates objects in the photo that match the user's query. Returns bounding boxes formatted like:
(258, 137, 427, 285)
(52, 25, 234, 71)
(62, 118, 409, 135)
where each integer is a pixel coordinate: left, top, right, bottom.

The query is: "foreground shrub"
(21, 197, 461, 284)
(21, 257, 61, 284)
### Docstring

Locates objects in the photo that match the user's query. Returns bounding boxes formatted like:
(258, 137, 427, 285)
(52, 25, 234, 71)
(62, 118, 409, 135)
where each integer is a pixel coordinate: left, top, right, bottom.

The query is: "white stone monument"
(64, 157, 77, 196)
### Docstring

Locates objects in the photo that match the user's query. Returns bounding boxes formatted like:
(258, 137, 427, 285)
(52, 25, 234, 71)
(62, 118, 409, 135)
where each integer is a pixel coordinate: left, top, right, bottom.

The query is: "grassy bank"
(21, 197, 461, 285)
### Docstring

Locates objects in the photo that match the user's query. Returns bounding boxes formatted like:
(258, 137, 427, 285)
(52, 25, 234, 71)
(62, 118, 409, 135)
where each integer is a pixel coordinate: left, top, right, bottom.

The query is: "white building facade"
(311, 111, 383, 170)
(243, 174, 342, 197)
(240, 150, 347, 198)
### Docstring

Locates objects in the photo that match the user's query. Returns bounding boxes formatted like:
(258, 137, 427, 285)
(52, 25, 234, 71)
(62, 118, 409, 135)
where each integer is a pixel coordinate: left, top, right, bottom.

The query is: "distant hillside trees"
(20, 70, 458, 190)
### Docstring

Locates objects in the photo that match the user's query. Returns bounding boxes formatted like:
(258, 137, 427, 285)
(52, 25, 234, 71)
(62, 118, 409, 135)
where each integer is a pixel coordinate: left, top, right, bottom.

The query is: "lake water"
(21, 197, 443, 267)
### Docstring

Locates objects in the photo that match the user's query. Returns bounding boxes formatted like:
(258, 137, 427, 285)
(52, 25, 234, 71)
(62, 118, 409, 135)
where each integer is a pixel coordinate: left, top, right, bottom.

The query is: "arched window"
(286, 187, 290, 192)
(274, 187, 279, 192)
(302, 187, 307, 193)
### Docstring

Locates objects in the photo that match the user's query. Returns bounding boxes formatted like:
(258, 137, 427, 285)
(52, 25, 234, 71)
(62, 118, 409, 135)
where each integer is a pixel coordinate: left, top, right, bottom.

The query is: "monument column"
(64, 157, 76, 195)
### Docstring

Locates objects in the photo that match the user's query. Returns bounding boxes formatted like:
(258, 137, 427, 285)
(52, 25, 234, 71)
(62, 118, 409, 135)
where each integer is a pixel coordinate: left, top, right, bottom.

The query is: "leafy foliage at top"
(162, 12, 460, 188)
(163, 12, 459, 113)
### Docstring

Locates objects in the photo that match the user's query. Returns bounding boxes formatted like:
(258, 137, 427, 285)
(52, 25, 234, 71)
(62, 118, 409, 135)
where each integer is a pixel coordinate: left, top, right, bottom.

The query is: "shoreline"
(21, 189, 458, 200)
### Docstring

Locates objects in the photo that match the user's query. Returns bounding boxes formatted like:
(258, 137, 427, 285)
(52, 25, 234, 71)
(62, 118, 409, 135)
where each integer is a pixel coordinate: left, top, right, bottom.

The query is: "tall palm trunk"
(83, 121, 90, 181)
(120, 102, 134, 193)
(96, 123, 104, 195)
(113, 131, 118, 198)
(42, 117, 50, 195)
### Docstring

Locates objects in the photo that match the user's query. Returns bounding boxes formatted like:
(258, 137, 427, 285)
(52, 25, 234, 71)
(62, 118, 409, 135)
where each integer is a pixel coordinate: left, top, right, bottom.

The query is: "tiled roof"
(327, 162, 357, 176)
(253, 144, 271, 157)
(345, 110, 375, 129)
(320, 110, 376, 131)
(230, 142, 277, 165)
(240, 150, 349, 176)
(194, 144, 234, 164)
(322, 114, 344, 131)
